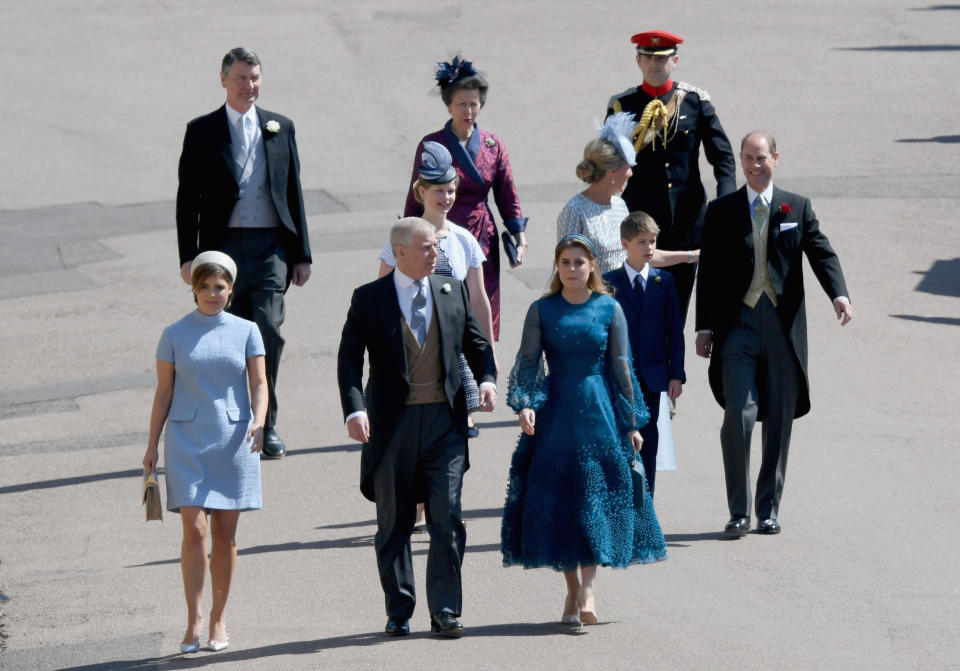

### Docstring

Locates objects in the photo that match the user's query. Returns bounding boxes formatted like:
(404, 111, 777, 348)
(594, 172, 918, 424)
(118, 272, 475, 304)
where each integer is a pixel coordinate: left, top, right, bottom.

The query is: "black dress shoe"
(261, 427, 286, 459)
(430, 612, 464, 638)
(757, 518, 781, 534)
(724, 516, 751, 535)
(384, 617, 409, 636)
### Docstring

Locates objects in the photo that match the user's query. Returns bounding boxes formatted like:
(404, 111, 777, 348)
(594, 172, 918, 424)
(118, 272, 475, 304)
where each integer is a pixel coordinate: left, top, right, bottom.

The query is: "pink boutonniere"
(779, 203, 791, 214)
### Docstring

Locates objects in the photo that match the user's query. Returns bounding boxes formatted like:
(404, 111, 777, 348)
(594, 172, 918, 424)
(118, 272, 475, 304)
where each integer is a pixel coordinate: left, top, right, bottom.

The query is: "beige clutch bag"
(142, 470, 163, 522)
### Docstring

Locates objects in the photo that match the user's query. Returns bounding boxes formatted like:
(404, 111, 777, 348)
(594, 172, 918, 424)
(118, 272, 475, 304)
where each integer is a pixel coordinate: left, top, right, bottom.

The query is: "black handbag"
(501, 231, 519, 266)
(631, 455, 649, 510)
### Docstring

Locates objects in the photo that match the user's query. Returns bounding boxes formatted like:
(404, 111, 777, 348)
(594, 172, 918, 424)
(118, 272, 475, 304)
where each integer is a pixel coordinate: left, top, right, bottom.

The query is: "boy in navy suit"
(603, 211, 685, 496)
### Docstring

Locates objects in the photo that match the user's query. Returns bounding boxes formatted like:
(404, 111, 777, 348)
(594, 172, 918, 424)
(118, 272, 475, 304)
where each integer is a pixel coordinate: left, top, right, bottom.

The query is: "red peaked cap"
(631, 30, 684, 55)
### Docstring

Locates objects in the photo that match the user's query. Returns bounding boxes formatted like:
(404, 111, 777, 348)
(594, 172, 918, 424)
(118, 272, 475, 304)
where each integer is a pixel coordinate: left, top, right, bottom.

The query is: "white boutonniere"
(654, 275, 662, 284)
(265, 120, 281, 134)
(441, 283, 452, 294)
(483, 137, 496, 148)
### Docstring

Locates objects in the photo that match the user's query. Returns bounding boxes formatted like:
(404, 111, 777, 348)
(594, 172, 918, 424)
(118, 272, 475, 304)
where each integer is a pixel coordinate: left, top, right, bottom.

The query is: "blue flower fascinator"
(598, 112, 638, 166)
(435, 55, 478, 89)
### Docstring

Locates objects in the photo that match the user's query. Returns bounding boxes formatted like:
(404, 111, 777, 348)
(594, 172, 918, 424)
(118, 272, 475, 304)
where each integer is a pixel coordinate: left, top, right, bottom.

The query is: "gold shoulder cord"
(633, 90, 686, 152)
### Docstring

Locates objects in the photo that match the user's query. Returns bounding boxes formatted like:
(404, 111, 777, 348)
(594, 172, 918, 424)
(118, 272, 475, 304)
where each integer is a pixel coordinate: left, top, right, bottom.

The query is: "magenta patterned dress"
(404, 120, 527, 340)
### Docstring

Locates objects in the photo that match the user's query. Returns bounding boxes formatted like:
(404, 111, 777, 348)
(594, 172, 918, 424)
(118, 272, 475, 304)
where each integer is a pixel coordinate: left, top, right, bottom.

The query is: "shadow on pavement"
(474, 419, 521, 429)
(896, 135, 960, 143)
(890, 314, 960, 326)
(664, 531, 743, 544)
(913, 258, 960, 297)
(0, 467, 152, 495)
(60, 623, 585, 670)
(315, 506, 503, 530)
(285, 443, 361, 456)
(837, 44, 960, 51)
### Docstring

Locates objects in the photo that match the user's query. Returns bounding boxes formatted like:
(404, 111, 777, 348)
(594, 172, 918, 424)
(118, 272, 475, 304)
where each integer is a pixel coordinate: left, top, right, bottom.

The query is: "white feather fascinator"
(597, 112, 638, 166)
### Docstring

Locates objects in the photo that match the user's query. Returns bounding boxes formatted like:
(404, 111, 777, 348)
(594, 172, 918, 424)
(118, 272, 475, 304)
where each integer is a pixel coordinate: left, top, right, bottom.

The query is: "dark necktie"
(634, 274, 646, 310)
(410, 281, 427, 345)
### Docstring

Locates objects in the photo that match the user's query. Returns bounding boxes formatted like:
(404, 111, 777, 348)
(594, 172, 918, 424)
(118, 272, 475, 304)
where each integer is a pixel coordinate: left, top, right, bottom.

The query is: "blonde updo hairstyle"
(412, 175, 461, 204)
(575, 138, 626, 184)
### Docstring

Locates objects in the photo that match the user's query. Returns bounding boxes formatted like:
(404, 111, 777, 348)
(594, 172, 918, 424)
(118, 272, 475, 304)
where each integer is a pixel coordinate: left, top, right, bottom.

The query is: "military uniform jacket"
(607, 82, 737, 250)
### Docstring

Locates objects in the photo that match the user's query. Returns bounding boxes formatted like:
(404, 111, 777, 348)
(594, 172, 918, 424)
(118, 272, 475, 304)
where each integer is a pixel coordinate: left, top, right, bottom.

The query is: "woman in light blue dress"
(142, 251, 267, 654)
(501, 235, 666, 628)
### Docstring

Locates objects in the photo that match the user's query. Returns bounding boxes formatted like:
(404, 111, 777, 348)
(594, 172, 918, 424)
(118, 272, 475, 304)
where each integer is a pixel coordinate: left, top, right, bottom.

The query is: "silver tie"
(410, 281, 427, 345)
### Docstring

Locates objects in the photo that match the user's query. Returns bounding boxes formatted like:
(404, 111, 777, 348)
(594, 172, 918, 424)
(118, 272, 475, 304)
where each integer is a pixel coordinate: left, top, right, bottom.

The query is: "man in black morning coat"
(337, 218, 497, 638)
(695, 131, 853, 536)
(176, 47, 311, 458)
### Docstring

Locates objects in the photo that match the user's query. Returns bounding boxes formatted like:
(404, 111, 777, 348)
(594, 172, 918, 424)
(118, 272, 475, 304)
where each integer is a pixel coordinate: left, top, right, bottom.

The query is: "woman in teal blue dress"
(501, 234, 666, 627)
(142, 251, 267, 654)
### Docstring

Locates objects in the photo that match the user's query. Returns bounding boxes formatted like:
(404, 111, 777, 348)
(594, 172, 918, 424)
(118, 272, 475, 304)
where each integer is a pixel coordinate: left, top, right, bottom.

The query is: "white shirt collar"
(393, 268, 425, 292)
(624, 260, 650, 285)
(746, 182, 774, 206)
(225, 103, 258, 128)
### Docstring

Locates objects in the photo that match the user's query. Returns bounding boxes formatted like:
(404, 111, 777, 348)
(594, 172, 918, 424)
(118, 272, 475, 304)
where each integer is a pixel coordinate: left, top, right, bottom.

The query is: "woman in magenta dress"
(404, 56, 528, 340)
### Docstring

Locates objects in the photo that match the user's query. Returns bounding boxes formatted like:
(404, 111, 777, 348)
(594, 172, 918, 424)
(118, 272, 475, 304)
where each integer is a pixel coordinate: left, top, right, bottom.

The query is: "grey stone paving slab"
(2, 2, 960, 670)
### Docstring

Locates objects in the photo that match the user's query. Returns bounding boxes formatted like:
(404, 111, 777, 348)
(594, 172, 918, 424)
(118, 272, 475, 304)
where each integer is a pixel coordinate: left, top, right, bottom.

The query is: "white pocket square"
(780, 222, 798, 231)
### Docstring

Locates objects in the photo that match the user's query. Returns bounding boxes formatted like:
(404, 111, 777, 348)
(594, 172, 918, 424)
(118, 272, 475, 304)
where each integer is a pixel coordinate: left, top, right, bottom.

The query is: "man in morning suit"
(695, 131, 853, 536)
(603, 211, 685, 497)
(337, 218, 497, 638)
(607, 30, 736, 324)
(176, 47, 311, 459)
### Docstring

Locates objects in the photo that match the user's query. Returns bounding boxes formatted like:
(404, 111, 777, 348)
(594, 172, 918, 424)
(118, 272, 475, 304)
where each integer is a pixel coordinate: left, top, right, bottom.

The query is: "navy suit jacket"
(336, 273, 496, 501)
(175, 104, 311, 267)
(604, 266, 685, 393)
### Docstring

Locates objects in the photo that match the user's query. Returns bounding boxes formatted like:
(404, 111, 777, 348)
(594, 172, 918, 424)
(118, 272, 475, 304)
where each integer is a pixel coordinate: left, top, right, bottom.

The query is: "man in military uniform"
(607, 30, 737, 324)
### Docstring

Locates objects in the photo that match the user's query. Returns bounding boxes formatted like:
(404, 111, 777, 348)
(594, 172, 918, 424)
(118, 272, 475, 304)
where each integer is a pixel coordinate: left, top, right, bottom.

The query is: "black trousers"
(373, 402, 467, 619)
(221, 228, 288, 429)
(638, 383, 661, 498)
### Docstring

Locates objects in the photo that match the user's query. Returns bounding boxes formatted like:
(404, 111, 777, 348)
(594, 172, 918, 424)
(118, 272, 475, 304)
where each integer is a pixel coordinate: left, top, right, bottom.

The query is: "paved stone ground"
(1, 2, 959, 669)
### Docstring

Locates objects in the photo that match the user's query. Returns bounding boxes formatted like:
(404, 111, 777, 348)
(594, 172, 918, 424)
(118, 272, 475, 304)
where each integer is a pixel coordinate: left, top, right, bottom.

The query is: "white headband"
(191, 251, 237, 282)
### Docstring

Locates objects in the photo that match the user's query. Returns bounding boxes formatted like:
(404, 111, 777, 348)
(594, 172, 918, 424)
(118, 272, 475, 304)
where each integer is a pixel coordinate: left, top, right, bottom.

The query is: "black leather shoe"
(261, 427, 286, 459)
(757, 518, 781, 534)
(384, 617, 409, 636)
(724, 516, 751, 535)
(430, 613, 465, 638)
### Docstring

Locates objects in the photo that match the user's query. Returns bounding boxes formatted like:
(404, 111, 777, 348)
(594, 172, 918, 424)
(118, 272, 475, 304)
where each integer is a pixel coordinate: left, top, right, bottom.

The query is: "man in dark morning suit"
(176, 47, 311, 459)
(695, 131, 853, 536)
(337, 218, 497, 638)
(607, 30, 736, 324)
(603, 211, 685, 497)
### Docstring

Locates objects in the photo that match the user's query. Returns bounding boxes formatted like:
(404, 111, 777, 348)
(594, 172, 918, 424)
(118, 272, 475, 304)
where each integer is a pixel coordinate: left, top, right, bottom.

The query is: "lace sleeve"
(507, 301, 548, 412)
(606, 302, 649, 432)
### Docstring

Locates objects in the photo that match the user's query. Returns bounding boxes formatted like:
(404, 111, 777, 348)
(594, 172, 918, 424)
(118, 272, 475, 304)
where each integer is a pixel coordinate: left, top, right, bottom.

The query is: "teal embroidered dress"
(501, 293, 667, 570)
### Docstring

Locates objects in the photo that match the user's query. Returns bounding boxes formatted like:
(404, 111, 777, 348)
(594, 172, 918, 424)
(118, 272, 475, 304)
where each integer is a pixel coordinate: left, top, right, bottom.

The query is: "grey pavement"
(2, 2, 959, 670)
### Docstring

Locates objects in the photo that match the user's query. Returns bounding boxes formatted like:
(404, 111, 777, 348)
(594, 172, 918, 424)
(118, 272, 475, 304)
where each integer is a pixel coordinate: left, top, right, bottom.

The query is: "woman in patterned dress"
(404, 56, 528, 341)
